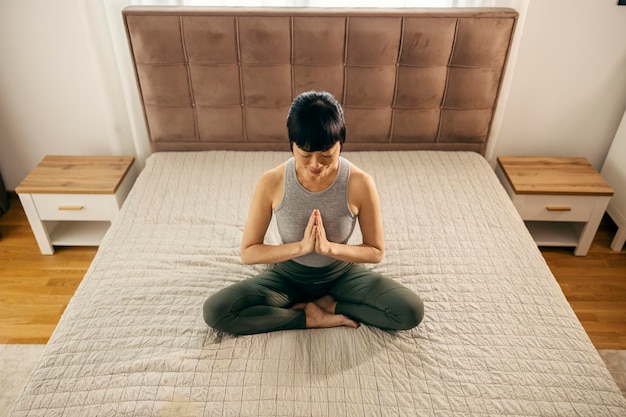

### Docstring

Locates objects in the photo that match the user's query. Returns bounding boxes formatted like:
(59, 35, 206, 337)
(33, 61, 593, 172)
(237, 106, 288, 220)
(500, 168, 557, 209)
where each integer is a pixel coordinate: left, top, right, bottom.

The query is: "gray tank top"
(274, 156, 357, 267)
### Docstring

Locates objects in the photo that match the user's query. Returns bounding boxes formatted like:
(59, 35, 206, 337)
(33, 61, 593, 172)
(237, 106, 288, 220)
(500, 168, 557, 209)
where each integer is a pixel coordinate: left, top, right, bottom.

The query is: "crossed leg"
(203, 268, 359, 335)
(328, 264, 424, 331)
(291, 301, 359, 329)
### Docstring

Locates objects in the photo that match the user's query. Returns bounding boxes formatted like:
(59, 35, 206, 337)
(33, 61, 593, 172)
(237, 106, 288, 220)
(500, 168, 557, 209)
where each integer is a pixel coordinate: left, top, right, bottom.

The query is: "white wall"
(601, 108, 626, 239)
(0, 0, 625, 190)
(491, 0, 626, 168)
(0, 0, 133, 190)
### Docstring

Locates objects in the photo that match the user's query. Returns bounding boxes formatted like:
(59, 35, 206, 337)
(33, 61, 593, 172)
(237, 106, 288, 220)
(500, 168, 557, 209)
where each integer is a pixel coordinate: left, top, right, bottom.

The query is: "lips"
(310, 168, 323, 175)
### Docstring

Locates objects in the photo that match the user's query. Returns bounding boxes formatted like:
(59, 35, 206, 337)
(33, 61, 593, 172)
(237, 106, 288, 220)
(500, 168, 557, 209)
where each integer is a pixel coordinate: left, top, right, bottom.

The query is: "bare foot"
(304, 302, 359, 329)
(313, 295, 337, 313)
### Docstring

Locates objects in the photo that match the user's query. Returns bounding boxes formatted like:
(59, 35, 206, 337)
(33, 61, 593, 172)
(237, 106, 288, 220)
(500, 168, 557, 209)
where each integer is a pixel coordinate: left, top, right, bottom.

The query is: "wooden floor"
(540, 219, 626, 350)
(1, 194, 625, 348)
(0, 195, 97, 344)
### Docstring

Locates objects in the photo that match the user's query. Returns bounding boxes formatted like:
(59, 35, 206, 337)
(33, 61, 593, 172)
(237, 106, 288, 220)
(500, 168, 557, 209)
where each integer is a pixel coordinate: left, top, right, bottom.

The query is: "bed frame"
(123, 7, 517, 154)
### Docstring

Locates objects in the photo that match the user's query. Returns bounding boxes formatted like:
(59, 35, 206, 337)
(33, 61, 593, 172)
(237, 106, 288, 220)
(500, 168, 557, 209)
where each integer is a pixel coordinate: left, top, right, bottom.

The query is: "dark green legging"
(203, 260, 424, 335)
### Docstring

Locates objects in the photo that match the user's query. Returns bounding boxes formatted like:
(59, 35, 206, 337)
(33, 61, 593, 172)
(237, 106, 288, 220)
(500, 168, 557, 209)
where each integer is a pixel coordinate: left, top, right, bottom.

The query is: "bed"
(9, 7, 626, 417)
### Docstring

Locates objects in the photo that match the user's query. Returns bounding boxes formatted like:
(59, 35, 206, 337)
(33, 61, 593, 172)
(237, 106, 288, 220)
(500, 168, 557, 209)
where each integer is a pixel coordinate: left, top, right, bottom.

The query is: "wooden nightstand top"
(497, 156, 614, 196)
(16, 155, 135, 195)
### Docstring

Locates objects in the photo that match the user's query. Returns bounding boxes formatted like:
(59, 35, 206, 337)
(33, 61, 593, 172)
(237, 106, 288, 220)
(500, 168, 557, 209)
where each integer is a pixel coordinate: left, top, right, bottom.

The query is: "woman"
(203, 91, 424, 335)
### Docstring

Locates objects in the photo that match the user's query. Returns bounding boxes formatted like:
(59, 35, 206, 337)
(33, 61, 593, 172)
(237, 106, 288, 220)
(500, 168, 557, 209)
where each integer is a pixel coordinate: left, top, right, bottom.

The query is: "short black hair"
(287, 91, 345, 152)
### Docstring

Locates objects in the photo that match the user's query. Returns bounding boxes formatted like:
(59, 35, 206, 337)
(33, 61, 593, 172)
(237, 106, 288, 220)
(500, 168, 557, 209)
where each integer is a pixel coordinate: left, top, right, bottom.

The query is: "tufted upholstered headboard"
(123, 7, 517, 154)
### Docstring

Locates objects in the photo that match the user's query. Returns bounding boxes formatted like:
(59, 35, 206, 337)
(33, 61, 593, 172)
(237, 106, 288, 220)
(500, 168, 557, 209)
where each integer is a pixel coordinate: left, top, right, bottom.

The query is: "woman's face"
(292, 141, 341, 177)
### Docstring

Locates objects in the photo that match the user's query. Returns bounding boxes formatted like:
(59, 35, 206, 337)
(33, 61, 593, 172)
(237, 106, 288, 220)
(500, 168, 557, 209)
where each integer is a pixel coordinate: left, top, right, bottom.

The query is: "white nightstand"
(495, 156, 614, 256)
(16, 156, 136, 255)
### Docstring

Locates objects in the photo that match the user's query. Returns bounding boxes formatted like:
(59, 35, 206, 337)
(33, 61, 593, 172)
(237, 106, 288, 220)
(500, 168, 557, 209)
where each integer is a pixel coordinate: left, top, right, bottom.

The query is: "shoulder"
(347, 160, 376, 191)
(254, 161, 287, 208)
(347, 160, 379, 215)
(258, 161, 287, 188)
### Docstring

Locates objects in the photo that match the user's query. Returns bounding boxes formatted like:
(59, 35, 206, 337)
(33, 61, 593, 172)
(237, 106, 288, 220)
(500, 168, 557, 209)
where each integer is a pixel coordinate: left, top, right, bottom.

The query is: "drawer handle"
(546, 206, 572, 212)
(58, 205, 84, 211)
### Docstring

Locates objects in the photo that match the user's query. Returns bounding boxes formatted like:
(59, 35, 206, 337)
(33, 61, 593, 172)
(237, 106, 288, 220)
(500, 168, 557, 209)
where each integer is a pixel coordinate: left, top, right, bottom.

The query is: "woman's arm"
(315, 169, 385, 264)
(240, 170, 316, 265)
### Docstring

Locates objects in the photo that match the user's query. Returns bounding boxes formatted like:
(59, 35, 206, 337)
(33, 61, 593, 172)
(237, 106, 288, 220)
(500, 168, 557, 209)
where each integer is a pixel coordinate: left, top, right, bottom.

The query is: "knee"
(203, 294, 230, 329)
(395, 291, 424, 330)
(407, 296, 425, 329)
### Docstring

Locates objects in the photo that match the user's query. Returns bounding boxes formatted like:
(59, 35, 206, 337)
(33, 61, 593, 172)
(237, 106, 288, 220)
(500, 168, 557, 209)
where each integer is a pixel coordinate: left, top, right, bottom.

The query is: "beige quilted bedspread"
(9, 151, 626, 416)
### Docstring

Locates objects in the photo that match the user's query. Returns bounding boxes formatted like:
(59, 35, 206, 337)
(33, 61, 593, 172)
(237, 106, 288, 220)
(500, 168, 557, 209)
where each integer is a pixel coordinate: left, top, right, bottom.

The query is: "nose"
(310, 155, 323, 168)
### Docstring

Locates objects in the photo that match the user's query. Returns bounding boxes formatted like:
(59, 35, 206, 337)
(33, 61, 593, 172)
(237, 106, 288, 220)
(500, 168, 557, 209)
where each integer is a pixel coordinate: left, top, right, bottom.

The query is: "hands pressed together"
(301, 209, 332, 257)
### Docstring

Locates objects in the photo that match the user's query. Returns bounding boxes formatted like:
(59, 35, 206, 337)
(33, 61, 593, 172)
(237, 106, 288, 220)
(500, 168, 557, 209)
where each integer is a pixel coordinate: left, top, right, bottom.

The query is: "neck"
(295, 159, 340, 192)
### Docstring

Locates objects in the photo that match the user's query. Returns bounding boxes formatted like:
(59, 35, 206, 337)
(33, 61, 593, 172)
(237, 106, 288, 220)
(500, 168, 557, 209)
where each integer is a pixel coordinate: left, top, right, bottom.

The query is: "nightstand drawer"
(513, 194, 596, 222)
(32, 194, 120, 221)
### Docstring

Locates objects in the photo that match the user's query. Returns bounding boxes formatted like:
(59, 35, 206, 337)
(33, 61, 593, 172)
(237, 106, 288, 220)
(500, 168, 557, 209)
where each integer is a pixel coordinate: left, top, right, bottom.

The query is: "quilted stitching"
(9, 152, 626, 416)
